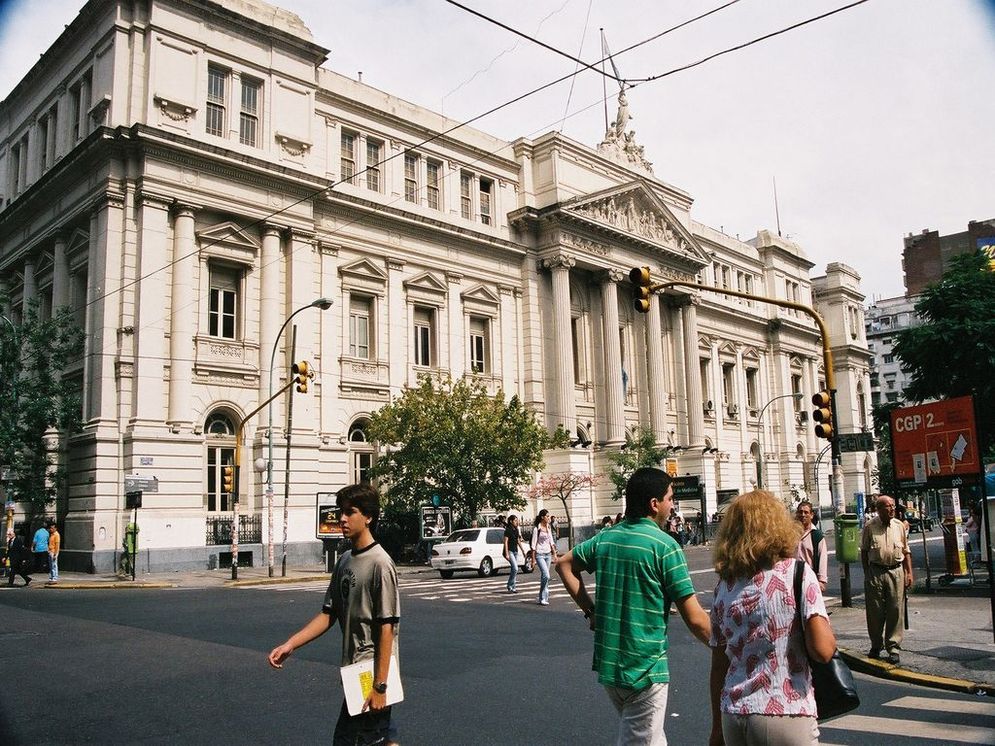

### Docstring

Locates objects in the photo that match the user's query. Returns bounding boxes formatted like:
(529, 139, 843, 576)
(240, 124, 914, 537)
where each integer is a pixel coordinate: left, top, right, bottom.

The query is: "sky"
(1, 0, 993, 301)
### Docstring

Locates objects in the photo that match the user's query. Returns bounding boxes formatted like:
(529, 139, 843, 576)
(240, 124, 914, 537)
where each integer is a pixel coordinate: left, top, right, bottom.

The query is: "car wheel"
(478, 556, 494, 577)
(439, 570, 454, 579)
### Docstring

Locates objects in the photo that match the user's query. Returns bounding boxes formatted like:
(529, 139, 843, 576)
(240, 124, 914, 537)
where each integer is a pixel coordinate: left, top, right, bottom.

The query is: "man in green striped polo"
(556, 467, 710, 745)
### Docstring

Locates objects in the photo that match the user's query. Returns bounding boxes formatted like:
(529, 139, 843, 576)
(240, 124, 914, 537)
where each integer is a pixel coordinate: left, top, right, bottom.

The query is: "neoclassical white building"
(0, 0, 874, 572)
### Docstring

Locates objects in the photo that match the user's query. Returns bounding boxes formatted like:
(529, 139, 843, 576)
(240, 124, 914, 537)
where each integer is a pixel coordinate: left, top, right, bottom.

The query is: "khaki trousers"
(864, 564, 905, 652)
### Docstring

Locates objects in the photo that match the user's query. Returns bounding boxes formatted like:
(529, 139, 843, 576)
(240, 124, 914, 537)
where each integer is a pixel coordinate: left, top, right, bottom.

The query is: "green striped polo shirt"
(572, 518, 695, 689)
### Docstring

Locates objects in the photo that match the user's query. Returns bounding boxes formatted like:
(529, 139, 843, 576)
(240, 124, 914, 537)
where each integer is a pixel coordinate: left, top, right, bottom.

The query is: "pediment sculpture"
(597, 89, 654, 175)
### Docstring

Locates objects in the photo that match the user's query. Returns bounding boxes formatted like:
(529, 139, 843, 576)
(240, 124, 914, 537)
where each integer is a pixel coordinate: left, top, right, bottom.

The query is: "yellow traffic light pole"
(640, 276, 852, 605)
(227, 362, 313, 580)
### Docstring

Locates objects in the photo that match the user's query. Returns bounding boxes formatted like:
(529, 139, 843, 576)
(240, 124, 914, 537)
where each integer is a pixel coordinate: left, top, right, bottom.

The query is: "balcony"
(205, 513, 262, 546)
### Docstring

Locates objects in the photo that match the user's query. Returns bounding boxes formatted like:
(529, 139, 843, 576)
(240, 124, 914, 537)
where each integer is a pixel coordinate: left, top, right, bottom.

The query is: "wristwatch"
(373, 681, 388, 694)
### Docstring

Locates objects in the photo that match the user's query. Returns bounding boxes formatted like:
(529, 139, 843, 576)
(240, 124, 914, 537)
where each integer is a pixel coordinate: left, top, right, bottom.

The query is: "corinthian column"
(646, 291, 667, 441)
(681, 296, 704, 445)
(168, 205, 197, 427)
(600, 270, 625, 445)
(543, 254, 576, 434)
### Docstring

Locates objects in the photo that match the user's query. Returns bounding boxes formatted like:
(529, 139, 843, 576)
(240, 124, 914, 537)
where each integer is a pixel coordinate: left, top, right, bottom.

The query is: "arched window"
(204, 410, 236, 512)
(348, 418, 375, 484)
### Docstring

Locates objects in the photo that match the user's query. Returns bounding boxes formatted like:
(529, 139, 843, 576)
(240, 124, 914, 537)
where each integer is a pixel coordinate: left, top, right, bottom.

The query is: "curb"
(839, 648, 995, 697)
(40, 581, 176, 590)
(225, 575, 329, 587)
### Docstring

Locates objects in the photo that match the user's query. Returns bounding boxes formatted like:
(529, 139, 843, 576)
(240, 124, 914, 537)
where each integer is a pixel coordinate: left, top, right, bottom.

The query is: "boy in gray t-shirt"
(269, 484, 400, 745)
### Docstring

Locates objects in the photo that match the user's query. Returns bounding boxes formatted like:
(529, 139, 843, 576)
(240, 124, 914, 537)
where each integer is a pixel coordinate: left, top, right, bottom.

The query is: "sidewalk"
(829, 582, 995, 696)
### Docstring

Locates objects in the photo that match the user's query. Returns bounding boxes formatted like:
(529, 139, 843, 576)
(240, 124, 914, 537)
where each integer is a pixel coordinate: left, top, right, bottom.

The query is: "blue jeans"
(506, 551, 519, 591)
(536, 553, 552, 603)
(49, 554, 59, 581)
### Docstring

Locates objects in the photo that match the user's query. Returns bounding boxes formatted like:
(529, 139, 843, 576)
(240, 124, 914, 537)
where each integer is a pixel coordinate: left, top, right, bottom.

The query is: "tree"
(525, 471, 602, 548)
(0, 304, 85, 523)
(870, 402, 903, 497)
(368, 374, 566, 526)
(605, 426, 670, 501)
(894, 250, 995, 459)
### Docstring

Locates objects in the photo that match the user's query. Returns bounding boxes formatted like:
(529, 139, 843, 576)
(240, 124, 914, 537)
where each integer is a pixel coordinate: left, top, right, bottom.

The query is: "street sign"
(124, 475, 159, 493)
(671, 475, 701, 500)
(890, 396, 981, 488)
(837, 432, 874, 453)
(125, 491, 143, 509)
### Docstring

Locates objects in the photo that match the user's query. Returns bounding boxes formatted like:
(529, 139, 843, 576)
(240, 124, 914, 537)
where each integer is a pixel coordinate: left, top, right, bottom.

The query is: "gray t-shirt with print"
(322, 541, 400, 666)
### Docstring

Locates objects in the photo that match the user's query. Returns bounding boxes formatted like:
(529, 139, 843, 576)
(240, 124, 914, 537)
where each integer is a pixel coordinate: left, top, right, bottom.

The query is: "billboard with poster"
(316, 492, 343, 539)
(890, 396, 981, 488)
(421, 506, 452, 540)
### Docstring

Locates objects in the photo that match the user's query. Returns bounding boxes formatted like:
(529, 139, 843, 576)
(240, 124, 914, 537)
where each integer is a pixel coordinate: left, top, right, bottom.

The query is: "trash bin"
(834, 513, 860, 563)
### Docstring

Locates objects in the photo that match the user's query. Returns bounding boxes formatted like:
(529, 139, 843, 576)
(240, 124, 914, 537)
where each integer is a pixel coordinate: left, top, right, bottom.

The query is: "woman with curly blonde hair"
(708, 491, 837, 746)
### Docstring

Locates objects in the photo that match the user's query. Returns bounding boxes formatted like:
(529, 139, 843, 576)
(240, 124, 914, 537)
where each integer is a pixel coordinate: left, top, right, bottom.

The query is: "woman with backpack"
(531, 509, 558, 606)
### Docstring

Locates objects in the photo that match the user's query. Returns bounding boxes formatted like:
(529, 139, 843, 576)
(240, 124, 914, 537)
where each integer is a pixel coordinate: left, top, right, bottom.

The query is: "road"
(2, 532, 992, 746)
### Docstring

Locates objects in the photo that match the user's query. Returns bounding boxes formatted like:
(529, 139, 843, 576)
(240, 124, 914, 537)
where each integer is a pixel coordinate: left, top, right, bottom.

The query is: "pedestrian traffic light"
(293, 361, 310, 394)
(222, 463, 236, 495)
(811, 391, 834, 439)
(629, 266, 652, 314)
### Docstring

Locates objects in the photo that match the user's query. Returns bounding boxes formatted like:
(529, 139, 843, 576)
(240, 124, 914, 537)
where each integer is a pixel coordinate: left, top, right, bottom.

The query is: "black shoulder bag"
(793, 560, 860, 721)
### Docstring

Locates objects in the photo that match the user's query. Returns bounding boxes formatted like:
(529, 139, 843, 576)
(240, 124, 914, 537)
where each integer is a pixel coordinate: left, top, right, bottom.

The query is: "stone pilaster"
(681, 296, 703, 445)
(543, 254, 576, 434)
(646, 292, 667, 442)
(167, 205, 197, 427)
(259, 225, 282, 409)
(52, 232, 70, 310)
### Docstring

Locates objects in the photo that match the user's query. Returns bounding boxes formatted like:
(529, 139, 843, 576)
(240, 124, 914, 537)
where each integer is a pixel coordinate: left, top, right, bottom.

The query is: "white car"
(431, 527, 535, 579)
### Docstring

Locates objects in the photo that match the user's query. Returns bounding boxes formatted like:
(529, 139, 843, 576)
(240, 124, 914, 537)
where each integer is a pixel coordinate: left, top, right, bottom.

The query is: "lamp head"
(311, 297, 334, 310)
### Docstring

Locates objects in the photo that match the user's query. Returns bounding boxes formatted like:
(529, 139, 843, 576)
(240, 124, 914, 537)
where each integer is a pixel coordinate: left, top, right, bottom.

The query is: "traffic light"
(629, 266, 652, 314)
(222, 463, 236, 495)
(293, 361, 310, 394)
(811, 391, 834, 439)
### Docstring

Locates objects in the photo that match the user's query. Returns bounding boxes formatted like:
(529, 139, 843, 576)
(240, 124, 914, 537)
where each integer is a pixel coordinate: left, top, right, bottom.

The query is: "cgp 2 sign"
(890, 396, 980, 487)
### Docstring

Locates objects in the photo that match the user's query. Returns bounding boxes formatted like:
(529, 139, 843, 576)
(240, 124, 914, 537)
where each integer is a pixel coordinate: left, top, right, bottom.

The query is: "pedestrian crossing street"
(240, 572, 577, 607)
(818, 695, 995, 745)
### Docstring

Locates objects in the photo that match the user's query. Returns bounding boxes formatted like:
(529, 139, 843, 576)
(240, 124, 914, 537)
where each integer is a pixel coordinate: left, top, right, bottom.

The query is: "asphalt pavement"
(4, 527, 994, 700)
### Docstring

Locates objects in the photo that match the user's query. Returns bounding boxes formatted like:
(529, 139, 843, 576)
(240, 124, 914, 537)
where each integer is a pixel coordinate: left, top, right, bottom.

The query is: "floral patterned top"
(709, 558, 827, 716)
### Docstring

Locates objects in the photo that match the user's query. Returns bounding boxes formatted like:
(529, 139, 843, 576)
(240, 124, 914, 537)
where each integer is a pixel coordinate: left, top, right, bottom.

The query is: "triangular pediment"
(338, 258, 388, 282)
(460, 284, 500, 306)
(196, 221, 260, 251)
(403, 271, 447, 295)
(66, 228, 89, 254)
(560, 181, 711, 267)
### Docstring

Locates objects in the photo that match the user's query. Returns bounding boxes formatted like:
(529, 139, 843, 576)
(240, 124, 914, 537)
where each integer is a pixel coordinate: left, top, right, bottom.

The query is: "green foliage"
(894, 250, 995, 458)
(605, 426, 669, 501)
(0, 303, 85, 521)
(367, 374, 564, 526)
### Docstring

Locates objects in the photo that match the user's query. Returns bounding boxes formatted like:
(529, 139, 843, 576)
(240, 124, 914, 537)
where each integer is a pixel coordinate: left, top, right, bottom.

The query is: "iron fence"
(205, 513, 262, 545)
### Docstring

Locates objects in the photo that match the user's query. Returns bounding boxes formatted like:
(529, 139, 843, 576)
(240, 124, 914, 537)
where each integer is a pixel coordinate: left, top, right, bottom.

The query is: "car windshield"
(446, 529, 479, 543)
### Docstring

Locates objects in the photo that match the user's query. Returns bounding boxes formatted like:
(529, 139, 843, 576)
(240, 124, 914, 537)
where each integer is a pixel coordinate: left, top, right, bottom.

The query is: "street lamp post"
(1, 315, 16, 538)
(266, 298, 332, 577)
(756, 392, 804, 490)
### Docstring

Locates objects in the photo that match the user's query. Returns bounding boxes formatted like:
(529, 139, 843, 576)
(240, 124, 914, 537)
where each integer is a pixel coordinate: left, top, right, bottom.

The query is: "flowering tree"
(525, 471, 602, 548)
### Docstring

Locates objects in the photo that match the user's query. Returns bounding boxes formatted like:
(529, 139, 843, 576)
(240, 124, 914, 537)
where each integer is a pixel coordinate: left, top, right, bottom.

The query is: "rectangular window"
(38, 115, 49, 172)
(883, 354, 895, 364)
(208, 266, 239, 339)
(70, 85, 82, 142)
(746, 368, 758, 410)
(479, 178, 492, 225)
(700, 359, 712, 411)
(460, 172, 472, 219)
(71, 269, 88, 327)
(404, 153, 418, 203)
(426, 160, 441, 210)
(349, 295, 372, 359)
(207, 447, 235, 512)
(468, 316, 488, 374)
(47, 104, 58, 165)
(366, 139, 382, 192)
(239, 78, 260, 146)
(340, 131, 356, 183)
(571, 317, 583, 384)
(9, 142, 20, 195)
(413, 306, 433, 366)
(353, 452, 374, 484)
(722, 363, 736, 408)
(206, 66, 227, 137)
(791, 374, 803, 412)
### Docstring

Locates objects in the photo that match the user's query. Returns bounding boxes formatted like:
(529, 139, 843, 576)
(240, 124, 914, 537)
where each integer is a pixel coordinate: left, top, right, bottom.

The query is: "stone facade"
(0, 0, 874, 572)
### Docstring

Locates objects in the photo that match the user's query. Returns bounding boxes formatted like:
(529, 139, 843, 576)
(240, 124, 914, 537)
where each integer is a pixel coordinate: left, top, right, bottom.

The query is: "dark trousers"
(34, 551, 49, 574)
(7, 559, 30, 586)
(332, 700, 392, 746)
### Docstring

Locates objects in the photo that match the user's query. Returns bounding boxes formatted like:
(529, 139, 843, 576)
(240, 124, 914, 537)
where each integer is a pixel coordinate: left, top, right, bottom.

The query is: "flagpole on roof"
(600, 28, 609, 135)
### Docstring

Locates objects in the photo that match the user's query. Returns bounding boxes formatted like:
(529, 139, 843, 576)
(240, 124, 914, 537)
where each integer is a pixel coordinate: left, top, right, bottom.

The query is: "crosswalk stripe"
(885, 695, 995, 717)
(821, 715, 995, 744)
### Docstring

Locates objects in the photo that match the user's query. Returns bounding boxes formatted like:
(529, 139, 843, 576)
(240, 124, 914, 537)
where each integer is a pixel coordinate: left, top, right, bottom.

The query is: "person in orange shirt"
(47, 519, 60, 583)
